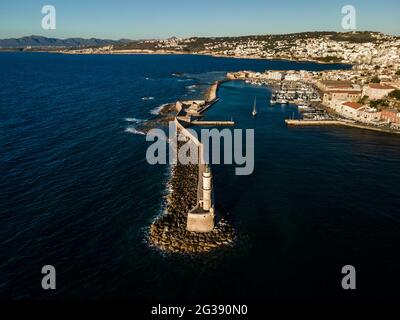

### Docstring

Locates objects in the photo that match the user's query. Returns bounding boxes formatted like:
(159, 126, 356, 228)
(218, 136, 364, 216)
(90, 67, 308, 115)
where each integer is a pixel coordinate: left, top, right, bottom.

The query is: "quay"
(285, 119, 343, 126)
(175, 82, 234, 128)
(285, 119, 400, 135)
(191, 120, 235, 126)
(197, 98, 219, 114)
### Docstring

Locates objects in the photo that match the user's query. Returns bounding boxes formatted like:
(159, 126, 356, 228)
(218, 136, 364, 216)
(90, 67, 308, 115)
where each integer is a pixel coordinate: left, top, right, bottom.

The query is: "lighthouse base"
(186, 206, 215, 233)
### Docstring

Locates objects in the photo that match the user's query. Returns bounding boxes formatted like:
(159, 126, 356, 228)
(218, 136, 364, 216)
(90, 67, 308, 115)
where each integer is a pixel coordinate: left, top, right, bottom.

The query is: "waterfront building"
(381, 109, 400, 124)
(265, 71, 283, 81)
(284, 73, 301, 81)
(362, 83, 396, 100)
(299, 70, 313, 81)
(357, 107, 382, 124)
(317, 80, 355, 92)
(185, 100, 206, 115)
(339, 102, 364, 119)
(323, 90, 362, 106)
(332, 102, 382, 123)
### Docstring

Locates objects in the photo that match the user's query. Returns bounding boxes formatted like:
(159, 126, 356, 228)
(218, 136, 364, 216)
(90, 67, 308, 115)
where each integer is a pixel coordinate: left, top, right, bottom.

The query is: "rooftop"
(343, 102, 364, 110)
(367, 83, 396, 90)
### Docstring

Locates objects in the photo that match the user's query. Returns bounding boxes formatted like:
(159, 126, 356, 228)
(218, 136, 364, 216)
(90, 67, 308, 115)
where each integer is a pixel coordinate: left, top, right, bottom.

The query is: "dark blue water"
(1, 52, 399, 301)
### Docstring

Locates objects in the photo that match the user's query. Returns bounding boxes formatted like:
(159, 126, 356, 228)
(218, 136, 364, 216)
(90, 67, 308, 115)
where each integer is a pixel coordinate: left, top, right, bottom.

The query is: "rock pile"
(137, 103, 177, 133)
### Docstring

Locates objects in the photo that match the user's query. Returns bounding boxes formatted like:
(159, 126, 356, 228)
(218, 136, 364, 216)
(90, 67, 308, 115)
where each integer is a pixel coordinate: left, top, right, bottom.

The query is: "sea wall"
(205, 80, 228, 102)
(206, 82, 219, 102)
(286, 119, 400, 135)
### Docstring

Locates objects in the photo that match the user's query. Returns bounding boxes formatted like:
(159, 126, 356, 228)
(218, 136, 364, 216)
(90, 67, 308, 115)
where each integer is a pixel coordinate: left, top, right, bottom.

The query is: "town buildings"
(362, 83, 396, 100)
(319, 79, 400, 127)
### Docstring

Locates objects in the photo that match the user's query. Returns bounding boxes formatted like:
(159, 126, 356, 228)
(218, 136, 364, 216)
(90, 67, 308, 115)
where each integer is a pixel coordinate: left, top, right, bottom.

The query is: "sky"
(0, 0, 399, 39)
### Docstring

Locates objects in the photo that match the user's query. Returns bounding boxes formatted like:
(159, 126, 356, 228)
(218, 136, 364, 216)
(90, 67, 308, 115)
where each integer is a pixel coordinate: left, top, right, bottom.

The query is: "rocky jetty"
(137, 103, 177, 133)
(148, 145, 236, 254)
(204, 81, 219, 102)
(146, 79, 236, 254)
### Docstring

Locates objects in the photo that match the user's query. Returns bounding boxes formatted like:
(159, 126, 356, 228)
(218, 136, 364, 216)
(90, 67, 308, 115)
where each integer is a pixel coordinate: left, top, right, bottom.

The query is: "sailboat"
(252, 97, 257, 117)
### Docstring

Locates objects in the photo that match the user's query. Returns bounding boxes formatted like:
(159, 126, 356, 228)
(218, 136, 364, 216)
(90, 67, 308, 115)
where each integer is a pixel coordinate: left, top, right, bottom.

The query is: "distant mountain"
(0, 35, 132, 48)
(2, 31, 396, 50)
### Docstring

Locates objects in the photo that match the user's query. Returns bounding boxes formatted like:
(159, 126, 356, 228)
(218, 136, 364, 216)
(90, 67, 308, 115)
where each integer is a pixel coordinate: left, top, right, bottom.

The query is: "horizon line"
(1, 30, 399, 41)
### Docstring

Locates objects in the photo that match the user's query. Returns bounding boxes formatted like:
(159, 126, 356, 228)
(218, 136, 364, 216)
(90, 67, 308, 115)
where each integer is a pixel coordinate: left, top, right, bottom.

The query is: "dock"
(285, 119, 343, 126)
(191, 120, 235, 126)
(285, 119, 400, 135)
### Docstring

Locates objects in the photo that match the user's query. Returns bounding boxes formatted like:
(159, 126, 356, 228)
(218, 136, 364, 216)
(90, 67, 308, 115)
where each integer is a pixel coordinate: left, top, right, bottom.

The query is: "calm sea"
(1, 52, 399, 301)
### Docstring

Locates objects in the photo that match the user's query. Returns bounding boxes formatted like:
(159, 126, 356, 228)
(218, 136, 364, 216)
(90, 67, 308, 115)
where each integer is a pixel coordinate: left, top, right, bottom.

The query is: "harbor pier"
(148, 79, 236, 253)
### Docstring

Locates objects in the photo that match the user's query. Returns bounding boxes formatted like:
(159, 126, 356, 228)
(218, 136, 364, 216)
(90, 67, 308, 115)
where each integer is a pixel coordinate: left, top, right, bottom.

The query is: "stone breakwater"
(148, 143, 236, 254)
(147, 79, 236, 254)
(204, 80, 228, 102)
(137, 103, 177, 133)
(205, 81, 219, 102)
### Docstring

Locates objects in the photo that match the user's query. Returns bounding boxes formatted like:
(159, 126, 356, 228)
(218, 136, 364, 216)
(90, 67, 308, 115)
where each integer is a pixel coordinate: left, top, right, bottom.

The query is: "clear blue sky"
(0, 0, 399, 39)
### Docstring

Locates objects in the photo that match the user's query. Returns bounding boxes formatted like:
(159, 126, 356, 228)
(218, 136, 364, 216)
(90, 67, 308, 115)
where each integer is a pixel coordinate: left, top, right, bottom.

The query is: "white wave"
(125, 127, 145, 135)
(141, 96, 155, 101)
(150, 103, 169, 115)
(125, 117, 145, 123)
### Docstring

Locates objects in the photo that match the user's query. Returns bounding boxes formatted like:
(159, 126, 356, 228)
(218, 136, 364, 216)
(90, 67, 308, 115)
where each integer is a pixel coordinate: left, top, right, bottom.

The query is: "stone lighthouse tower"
(202, 167, 212, 211)
(186, 165, 215, 233)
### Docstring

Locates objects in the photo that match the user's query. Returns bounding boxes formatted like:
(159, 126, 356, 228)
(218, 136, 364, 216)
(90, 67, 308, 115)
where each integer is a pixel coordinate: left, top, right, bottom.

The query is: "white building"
(362, 83, 396, 100)
(266, 71, 283, 81)
(333, 102, 381, 123)
(284, 73, 301, 81)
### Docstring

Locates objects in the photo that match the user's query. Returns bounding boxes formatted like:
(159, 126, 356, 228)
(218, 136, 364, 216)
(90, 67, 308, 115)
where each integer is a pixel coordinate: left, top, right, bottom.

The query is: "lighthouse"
(186, 165, 215, 233)
(202, 167, 212, 211)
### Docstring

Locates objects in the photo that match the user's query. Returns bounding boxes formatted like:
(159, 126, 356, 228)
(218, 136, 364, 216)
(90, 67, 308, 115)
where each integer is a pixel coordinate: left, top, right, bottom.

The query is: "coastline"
(42, 49, 352, 66)
(285, 119, 400, 135)
(229, 74, 400, 137)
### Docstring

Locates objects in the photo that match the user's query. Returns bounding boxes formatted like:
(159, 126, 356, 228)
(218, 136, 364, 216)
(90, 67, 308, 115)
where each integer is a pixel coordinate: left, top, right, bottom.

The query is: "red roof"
(331, 84, 354, 89)
(381, 109, 398, 115)
(368, 83, 395, 90)
(343, 102, 363, 110)
(329, 90, 362, 94)
(322, 80, 353, 86)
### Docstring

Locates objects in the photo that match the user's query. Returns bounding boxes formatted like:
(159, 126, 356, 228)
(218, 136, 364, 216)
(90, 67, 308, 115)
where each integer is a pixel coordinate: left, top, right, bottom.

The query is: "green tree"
(371, 75, 380, 83)
(370, 99, 388, 109)
(358, 96, 368, 104)
(388, 90, 400, 100)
